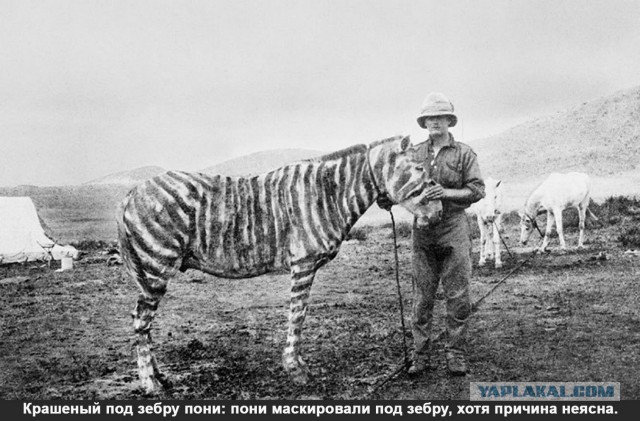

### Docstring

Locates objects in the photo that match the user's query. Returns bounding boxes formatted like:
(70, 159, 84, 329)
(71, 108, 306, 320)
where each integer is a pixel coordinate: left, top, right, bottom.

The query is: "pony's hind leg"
(282, 264, 318, 385)
(132, 272, 170, 393)
(577, 205, 587, 248)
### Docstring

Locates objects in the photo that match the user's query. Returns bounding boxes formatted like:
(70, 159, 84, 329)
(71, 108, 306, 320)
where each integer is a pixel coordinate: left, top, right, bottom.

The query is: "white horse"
(520, 172, 598, 252)
(469, 177, 505, 268)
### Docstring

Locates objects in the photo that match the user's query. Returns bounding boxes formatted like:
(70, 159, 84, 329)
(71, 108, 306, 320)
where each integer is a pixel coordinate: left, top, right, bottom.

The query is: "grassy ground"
(1, 209, 639, 400)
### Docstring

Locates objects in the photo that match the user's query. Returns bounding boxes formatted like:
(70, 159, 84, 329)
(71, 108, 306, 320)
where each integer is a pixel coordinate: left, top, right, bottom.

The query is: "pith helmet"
(416, 92, 458, 128)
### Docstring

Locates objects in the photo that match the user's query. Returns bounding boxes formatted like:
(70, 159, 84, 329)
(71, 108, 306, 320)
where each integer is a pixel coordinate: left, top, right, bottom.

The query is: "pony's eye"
(406, 190, 422, 199)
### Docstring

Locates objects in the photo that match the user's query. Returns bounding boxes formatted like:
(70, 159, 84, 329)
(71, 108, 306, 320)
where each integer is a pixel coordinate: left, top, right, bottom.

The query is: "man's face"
(423, 115, 451, 136)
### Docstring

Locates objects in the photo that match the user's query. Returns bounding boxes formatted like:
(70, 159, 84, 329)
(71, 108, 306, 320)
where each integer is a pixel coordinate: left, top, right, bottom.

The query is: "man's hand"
(423, 183, 445, 200)
(376, 194, 394, 211)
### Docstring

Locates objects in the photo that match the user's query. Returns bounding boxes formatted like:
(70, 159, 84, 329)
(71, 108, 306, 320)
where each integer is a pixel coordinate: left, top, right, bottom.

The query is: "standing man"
(407, 92, 485, 376)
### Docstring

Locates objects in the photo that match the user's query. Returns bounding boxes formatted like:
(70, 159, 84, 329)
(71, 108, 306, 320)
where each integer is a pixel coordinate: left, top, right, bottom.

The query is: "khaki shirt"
(414, 134, 485, 214)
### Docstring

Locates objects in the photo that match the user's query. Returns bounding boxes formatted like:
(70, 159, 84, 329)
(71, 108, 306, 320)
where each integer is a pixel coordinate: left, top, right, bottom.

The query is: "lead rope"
(528, 214, 545, 238)
(493, 219, 514, 259)
(366, 209, 410, 397)
(471, 248, 538, 312)
(471, 222, 548, 312)
(390, 210, 410, 368)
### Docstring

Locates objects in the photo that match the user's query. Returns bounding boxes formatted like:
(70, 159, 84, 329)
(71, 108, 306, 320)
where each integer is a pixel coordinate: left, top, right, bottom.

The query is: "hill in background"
(82, 85, 640, 199)
(200, 148, 326, 177)
(3, 84, 640, 241)
(0, 184, 133, 243)
(84, 166, 167, 186)
(470, 85, 640, 181)
(468, 85, 640, 209)
(82, 149, 326, 187)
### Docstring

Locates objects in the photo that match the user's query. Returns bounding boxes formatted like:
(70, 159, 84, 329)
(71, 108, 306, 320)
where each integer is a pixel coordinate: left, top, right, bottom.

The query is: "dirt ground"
(1, 219, 639, 400)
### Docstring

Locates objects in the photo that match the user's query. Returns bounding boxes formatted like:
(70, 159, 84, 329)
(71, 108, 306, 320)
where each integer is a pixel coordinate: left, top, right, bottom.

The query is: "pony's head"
(519, 211, 536, 245)
(368, 135, 442, 227)
(476, 178, 503, 223)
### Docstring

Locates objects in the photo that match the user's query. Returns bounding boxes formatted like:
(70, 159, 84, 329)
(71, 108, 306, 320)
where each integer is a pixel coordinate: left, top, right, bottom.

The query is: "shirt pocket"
(440, 160, 462, 189)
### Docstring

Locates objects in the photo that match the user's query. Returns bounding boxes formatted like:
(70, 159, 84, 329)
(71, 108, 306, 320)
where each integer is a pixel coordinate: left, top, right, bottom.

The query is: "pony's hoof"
(140, 377, 165, 395)
(291, 371, 309, 385)
(283, 354, 309, 385)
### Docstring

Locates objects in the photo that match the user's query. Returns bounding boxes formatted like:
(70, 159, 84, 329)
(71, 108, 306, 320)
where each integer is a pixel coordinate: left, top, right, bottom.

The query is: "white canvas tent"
(0, 197, 78, 264)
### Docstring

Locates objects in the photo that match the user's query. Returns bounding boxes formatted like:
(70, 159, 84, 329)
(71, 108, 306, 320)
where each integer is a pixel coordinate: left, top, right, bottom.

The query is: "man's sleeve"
(462, 148, 485, 203)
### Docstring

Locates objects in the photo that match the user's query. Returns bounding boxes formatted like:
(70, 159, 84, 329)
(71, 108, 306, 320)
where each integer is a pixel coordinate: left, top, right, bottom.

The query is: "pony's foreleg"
(553, 207, 567, 250)
(282, 265, 317, 385)
(493, 219, 503, 268)
(485, 221, 495, 260)
(478, 218, 487, 267)
(540, 211, 555, 252)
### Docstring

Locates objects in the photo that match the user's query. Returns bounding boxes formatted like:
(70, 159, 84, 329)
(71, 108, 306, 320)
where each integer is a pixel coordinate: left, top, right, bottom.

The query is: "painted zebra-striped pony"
(117, 135, 443, 393)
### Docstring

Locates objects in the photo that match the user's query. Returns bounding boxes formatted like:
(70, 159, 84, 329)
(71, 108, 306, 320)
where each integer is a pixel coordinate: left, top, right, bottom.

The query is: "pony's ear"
(400, 135, 411, 151)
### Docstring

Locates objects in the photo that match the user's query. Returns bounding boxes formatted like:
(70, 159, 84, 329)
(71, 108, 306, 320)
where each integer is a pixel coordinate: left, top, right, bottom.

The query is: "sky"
(1, 0, 640, 186)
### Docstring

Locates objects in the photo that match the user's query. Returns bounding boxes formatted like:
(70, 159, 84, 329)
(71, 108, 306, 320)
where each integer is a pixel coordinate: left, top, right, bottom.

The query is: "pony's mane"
(525, 178, 547, 205)
(305, 144, 367, 162)
(369, 134, 404, 149)
(523, 178, 549, 216)
(303, 135, 403, 163)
